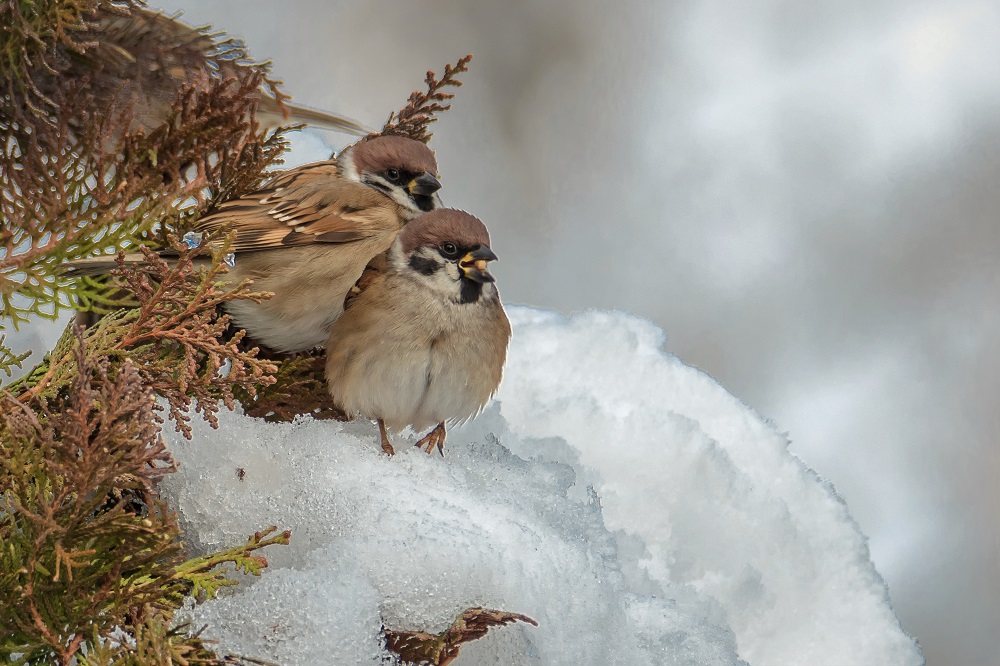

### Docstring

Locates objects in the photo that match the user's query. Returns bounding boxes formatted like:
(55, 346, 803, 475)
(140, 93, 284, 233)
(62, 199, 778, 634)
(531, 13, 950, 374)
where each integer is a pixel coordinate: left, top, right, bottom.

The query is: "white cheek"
(365, 175, 420, 217)
(339, 152, 360, 182)
(417, 256, 462, 297)
(401, 248, 465, 299)
(431, 265, 460, 294)
(389, 187, 422, 218)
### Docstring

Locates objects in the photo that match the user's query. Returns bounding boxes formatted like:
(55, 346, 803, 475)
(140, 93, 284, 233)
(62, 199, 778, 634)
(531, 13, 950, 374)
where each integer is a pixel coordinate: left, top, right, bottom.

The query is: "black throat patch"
(459, 278, 483, 304)
(412, 194, 436, 212)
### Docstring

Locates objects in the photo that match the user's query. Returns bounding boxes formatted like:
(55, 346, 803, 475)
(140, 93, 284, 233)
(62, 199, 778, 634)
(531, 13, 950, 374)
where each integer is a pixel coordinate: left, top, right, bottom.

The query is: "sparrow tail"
(258, 100, 373, 137)
(62, 253, 148, 277)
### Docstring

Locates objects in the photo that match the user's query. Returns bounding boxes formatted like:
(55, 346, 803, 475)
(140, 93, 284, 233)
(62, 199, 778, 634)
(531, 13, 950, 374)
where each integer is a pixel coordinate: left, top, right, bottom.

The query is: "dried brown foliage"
(1, 338, 180, 661)
(235, 352, 348, 423)
(1, 3, 291, 328)
(1, 1, 288, 131)
(378, 54, 473, 144)
(10, 237, 278, 437)
(2, 4, 295, 662)
(39, 6, 288, 131)
(107, 238, 277, 435)
(385, 607, 539, 666)
(0, 1, 142, 112)
(0, 329, 289, 664)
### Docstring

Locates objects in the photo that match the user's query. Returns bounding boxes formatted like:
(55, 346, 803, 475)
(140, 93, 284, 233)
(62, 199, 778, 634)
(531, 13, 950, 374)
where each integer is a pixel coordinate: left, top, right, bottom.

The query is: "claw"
(414, 422, 447, 456)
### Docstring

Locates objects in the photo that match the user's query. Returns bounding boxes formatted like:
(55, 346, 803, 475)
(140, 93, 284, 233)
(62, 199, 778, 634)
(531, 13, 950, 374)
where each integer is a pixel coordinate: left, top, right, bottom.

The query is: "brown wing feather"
(343, 250, 391, 311)
(195, 162, 403, 253)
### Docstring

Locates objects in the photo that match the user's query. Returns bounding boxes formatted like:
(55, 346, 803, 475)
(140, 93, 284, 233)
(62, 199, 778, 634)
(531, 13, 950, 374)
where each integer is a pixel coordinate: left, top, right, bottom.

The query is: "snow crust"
(162, 306, 923, 665)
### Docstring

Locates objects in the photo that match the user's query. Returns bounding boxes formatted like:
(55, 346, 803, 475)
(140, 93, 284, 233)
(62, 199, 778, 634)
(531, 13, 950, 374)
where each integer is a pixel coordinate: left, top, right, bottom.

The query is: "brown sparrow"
(324, 209, 511, 456)
(67, 135, 442, 352)
(41, 7, 370, 137)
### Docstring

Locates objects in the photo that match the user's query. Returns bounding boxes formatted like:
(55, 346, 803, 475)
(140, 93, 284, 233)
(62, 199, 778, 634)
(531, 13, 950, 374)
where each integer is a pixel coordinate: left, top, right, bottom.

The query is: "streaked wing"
(195, 162, 400, 253)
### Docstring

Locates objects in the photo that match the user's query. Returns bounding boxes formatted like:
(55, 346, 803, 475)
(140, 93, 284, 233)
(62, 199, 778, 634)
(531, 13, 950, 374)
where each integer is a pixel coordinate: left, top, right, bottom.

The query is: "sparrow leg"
(378, 419, 395, 456)
(415, 422, 447, 456)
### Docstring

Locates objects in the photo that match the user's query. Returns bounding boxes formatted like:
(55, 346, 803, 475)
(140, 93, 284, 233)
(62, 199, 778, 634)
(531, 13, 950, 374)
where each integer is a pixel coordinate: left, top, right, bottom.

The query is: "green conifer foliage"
(1, 3, 290, 662)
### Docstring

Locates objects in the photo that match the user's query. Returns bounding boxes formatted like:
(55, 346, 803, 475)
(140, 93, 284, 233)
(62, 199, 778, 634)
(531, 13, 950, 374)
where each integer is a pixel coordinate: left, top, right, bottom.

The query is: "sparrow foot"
(378, 419, 395, 456)
(415, 422, 447, 456)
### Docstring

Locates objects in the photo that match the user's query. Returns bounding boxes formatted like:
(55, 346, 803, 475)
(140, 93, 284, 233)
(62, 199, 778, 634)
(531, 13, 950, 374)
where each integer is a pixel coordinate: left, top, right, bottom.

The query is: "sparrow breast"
(325, 209, 511, 432)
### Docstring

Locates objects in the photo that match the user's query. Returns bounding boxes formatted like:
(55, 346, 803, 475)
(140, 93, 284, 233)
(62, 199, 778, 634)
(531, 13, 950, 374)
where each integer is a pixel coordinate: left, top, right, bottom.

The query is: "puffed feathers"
(325, 209, 510, 434)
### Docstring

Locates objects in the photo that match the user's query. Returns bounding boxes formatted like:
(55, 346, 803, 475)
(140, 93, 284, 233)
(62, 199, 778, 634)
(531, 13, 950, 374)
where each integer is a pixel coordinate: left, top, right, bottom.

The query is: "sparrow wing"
(343, 250, 391, 312)
(195, 162, 403, 253)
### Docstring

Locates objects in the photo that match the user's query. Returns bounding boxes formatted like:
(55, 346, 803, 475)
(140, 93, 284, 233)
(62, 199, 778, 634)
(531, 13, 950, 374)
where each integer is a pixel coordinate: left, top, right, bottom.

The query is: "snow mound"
(495, 308, 924, 665)
(161, 306, 922, 665)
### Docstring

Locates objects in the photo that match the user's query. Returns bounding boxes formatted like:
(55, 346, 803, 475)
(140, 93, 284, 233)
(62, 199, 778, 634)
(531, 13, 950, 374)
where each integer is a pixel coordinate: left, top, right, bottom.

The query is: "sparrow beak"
(407, 173, 442, 196)
(459, 244, 498, 283)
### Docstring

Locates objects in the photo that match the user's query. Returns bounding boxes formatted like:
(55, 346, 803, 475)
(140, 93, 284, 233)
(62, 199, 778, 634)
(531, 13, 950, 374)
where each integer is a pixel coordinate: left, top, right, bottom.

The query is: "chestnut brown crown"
(398, 209, 491, 255)
(350, 135, 438, 177)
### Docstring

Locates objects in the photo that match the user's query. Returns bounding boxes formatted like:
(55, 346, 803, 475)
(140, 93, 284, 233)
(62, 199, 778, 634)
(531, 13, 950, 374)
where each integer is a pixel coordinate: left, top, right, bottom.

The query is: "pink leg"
(378, 419, 395, 456)
(414, 422, 447, 456)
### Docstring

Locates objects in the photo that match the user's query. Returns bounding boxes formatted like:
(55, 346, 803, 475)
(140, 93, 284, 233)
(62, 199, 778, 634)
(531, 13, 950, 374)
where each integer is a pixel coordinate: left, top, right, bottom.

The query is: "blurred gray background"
(143, 1, 998, 663)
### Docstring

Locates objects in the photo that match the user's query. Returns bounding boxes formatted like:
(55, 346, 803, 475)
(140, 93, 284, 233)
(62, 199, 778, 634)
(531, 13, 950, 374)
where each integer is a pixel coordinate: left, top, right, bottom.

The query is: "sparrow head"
(394, 208, 499, 305)
(340, 136, 441, 218)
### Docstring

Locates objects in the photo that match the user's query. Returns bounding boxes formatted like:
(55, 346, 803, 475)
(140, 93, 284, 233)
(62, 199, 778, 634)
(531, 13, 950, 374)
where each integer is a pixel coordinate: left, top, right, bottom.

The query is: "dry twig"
(385, 607, 538, 666)
(377, 54, 473, 144)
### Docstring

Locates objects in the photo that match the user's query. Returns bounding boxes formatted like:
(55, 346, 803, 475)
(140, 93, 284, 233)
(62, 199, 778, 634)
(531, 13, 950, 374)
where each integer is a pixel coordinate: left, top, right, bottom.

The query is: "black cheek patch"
(364, 177, 393, 196)
(409, 254, 440, 276)
(459, 278, 483, 304)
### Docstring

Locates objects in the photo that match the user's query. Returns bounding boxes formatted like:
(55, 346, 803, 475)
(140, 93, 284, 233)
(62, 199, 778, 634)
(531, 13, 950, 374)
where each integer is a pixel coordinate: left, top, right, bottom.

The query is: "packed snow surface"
(162, 306, 923, 665)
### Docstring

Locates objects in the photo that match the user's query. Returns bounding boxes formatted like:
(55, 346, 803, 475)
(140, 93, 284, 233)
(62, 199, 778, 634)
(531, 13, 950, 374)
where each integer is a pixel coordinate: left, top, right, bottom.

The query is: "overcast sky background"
(111, 1, 1000, 662)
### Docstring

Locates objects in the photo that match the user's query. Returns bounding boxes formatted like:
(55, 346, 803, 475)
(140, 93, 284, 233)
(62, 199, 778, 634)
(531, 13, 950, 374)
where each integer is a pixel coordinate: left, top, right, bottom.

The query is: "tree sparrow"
(67, 135, 443, 353)
(44, 7, 371, 137)
(324, 209, 511, 456)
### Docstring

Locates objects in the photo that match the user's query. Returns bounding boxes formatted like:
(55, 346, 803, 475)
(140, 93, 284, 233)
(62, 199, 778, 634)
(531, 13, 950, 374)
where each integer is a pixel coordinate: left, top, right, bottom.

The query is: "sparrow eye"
(440, 242, 459, 258)
(385, 168, 401, 183)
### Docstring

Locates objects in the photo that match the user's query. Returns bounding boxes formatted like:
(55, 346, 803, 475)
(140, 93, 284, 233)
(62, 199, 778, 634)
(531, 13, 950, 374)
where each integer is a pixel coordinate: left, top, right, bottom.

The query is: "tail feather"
(258, 99, 373, 137)
(62, 253, 147, 277)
